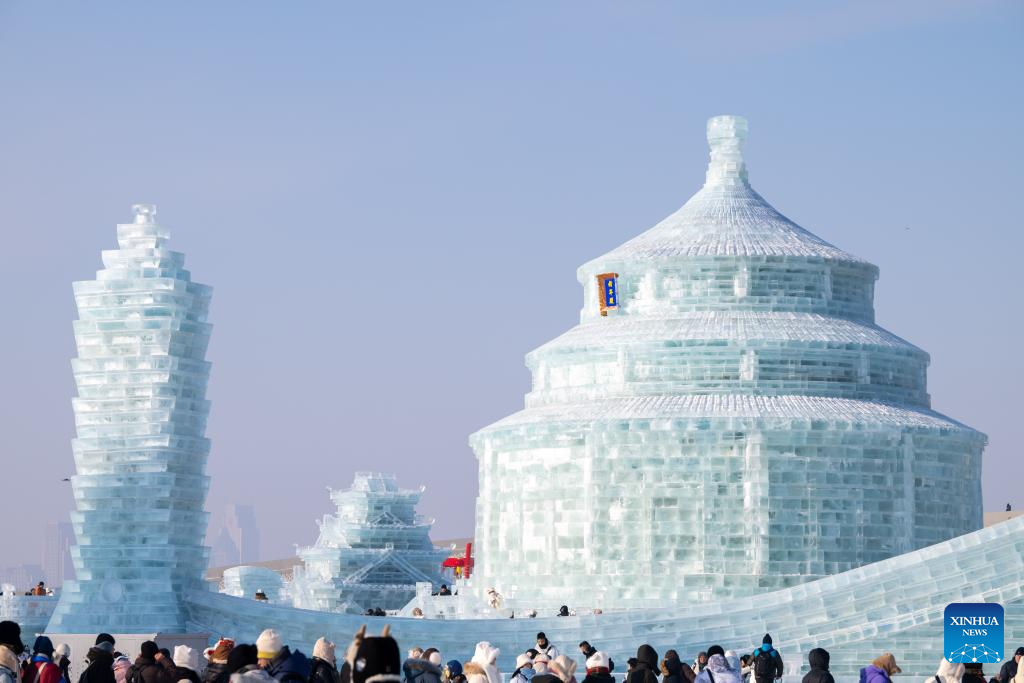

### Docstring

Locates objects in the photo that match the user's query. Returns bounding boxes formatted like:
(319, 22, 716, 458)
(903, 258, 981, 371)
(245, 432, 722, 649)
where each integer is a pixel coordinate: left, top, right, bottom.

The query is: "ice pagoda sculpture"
(48, 204, 213, 633)
(290, 473, 449, 613)
(469, 116, 987, 610)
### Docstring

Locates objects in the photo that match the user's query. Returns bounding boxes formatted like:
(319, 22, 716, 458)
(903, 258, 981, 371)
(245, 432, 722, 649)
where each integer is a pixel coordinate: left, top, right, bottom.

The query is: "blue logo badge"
(945, 602, 1004, 663)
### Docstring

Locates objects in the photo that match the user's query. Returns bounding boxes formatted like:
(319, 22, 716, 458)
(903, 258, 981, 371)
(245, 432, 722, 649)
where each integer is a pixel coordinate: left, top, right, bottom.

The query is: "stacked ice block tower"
(290, 473, 449, 613)
(48, 205, 213, 632)
(469, 116, 986, 610)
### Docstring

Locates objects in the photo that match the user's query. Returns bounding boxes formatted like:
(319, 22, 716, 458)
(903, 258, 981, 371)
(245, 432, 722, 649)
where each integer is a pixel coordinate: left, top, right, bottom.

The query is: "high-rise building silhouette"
(43, 522, 74, 587)
(209, 504, 260, 568)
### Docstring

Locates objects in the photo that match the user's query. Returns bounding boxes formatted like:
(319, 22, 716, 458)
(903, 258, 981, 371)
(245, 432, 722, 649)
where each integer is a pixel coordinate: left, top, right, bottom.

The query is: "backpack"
(129, 663, 155, 683)
(752, 649, 777, 681)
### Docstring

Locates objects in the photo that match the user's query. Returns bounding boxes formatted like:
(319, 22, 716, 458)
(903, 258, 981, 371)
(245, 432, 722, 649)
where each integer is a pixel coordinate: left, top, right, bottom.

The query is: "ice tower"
(291, 473, 449, 613)
(469, 116, 986, 610)
(48, 205, 213, 632)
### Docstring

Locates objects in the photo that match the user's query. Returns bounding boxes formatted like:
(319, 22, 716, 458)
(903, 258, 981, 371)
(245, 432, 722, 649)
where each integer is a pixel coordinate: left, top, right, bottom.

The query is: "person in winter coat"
(999, 650, 1024, 683)
(469, 643, 500, 683)
(961, 663, 984, 683)
(661, 652, 685, 683)
(402, 654, 441, 683)
(309, 638, 340, 683)
(927, 657, 964, 683)
(860, 654, 902, 683)
(129, 642, 165, 683)
(582, 652, 614, 683)
(205, 640, 236, 683)
(626, 646, 660, 683)
(801, 649, 834, 683)
(54, 645, 72, 683)
(509, 655, 534, 683)
(163, 646, 201, 683)
(256, 630, 311, 683)
(579, 645, 613, 675)
(535, 637, 559, 661)
(750, 636, 783, 683)
(229, 645, 274, 683)
(0, 622, 24, 683)
(22, 636, 63, 683)
(442, 662, 465, 683)
(740, 657, 752, 683)
(81, 642, 117, 683)
(695, 649, 726, 683)
(706, 656, 742, 683)
(531, 656, 560, 683)
(114, 657, 133, 683)
(693, 655, 708, 676)
(551, 656, 577, 683)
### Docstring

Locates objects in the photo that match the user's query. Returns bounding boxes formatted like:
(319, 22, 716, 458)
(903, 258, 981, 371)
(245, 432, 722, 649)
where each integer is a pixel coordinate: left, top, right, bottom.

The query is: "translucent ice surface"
(48, 205, 213, 633)
(290, 473, 449, 613)
(467, 116, 986, 610)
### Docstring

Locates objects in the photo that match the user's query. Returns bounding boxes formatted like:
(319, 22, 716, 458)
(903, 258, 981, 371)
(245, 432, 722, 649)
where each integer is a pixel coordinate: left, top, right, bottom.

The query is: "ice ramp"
(186, 515, 1024, 682)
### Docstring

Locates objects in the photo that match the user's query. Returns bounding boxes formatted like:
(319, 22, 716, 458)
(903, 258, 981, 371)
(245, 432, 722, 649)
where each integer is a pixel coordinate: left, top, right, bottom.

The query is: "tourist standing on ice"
(129, 641, 165, 683)
(694, 647, 726, 683)
(535, 636, 558, 660)
(22, 636, 62, 683)
(581, 652, 614, 683)
(163, 646, 201, 683)
(54, 644, 71, 683)
(0, 622, 23, 683)
(469, 643, 500, 683)
(309, 638, 339, 683)
(859, 654, 901, 683)
(205, 639, 236, 683)
(81, 640, 116, 683)
(927, 658, 964, 683)
(626, 646, 660, 683)
(998, 648, 1024, 683)
(530, 656, 559, 683)
(750, 636, 783, 683)
(692, 654, 707, 675)
(256, 629, 311, 683)
(509, 654, 534, 683)
(800, 649, 834, 683)
(659, 651, 692, 683)
(402, 648, 441, 683)
(578, 644, 613, 674)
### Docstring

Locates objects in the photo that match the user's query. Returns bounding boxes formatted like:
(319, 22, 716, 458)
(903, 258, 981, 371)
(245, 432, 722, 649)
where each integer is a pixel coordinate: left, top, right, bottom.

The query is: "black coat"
(627, 646, 660, 683)
(79, 649, 115, 683)
(801, 649, 834, 683)
(161, 665, 201, 683)
(309, 658, 340, 683)
(204, 663, 230, 683)
(583, 674, 615, 683)
(999, 660, 1018, 683)
(127, 658, 162, 683)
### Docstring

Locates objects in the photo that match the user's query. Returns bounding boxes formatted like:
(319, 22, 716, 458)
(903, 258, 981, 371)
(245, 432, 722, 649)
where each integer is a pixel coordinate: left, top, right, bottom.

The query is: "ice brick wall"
(469, 116, 986, 609)
(48, 205, 213, 633)
(185, 516, 1024, 682)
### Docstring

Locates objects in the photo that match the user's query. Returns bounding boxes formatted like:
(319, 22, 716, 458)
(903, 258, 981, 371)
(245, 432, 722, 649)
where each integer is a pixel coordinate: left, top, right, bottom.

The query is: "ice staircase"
(186, 516, 1024, 682)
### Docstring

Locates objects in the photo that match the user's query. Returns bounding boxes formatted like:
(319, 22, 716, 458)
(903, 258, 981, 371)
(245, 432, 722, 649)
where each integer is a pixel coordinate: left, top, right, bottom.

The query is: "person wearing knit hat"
(128, 641, 164, 683)
(510, 655, 534, 683)
(750, 636, 783, 683)
(442, 662, 465, 683)
(581, 652, 613, 683)
(165, 645, 202, 683)
(96, 634, 116, 648)
(422, 650, 442, 669)
(309, 638, 339, 683)
(205, 639, 236, 683)
(0, 622, 23, 657)
(53, 644, 71, 683)
(228, 645, 273, 683)
(255, 630, 311, 683)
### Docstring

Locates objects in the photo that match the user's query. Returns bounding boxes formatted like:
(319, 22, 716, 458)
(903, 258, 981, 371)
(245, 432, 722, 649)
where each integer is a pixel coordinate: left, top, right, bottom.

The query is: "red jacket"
(23, 658, 64, 683)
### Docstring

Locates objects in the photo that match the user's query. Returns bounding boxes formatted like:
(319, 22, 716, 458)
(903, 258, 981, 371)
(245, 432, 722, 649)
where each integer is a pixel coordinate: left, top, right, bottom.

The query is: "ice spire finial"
(132, 203, 157, 224)
(705, 115, 749, 188)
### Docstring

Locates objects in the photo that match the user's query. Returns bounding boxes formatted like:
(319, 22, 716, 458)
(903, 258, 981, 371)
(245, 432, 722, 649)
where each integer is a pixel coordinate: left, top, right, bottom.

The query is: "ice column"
(48, 205, 213, 633)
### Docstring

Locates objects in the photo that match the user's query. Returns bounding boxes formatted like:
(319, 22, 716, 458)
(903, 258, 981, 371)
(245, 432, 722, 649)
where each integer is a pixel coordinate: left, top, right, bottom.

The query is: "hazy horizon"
(0, 1, 1021, 569)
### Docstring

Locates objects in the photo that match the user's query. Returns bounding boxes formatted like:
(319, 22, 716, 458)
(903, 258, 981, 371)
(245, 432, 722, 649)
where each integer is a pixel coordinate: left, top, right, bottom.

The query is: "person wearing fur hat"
(860, 653, 902, 683)
(229, 645, 273, 683)
(469, 644, 500, 683)
(509, 654, 534, 683)
(309, 638, 340, 683)
(161, 645, 201, 683)
(345, 630, 401, 683)
(582, 652, 614, 683)
(442, 662, 465, 683)
(22, 636, 62, 683)
(205, 640, 236, 683)
(255, 630, 310, 683)
(551, 656, 577, 683)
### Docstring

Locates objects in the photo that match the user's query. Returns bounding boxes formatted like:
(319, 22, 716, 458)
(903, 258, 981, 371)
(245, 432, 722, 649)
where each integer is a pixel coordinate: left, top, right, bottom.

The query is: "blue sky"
(0, 1, 1021, 565)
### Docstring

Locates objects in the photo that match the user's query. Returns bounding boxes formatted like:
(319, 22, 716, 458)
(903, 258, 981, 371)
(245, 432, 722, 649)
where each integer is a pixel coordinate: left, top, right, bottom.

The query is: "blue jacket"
(858, 666, 890, 683)
(265, 647, 311, 683)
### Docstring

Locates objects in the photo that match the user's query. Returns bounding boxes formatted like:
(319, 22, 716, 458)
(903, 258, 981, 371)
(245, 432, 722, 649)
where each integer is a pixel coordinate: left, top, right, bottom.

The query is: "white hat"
(586, 652, 609, 670)
(533, 654, 550, 664)
(428, 652, 442, 667)
(516, 654, 533, 669)
(54, 644, 70, 658)
(313, 638, 336, 667)
(256, 629, 283, 659)
(173, 645, 199, 671)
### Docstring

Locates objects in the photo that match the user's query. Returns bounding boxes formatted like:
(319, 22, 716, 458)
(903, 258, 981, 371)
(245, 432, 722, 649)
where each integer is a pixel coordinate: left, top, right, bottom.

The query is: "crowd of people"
(1, 619, 1023, 683)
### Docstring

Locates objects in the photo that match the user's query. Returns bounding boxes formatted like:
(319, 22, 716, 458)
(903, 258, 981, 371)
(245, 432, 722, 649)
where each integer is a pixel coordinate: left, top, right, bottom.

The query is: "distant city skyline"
(0, 1, 1021, 565)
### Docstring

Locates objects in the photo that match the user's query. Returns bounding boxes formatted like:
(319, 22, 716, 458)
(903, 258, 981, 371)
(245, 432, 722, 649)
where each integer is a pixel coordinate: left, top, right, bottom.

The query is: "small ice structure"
(48, 204, 213, 633)
(469, 115, 987, 610)
(290, 473, 449, 613)
(221, 566, 285, 603)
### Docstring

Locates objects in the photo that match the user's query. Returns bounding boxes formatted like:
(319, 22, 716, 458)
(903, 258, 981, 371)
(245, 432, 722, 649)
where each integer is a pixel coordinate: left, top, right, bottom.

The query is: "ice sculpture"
(48, 205, 213, 633)
(468, 116, 986, 610)
(290, 473, 449, 613)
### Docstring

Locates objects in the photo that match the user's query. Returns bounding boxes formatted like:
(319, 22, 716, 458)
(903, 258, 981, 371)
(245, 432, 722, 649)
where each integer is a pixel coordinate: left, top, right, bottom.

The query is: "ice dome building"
(469, 115, 986, 610)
